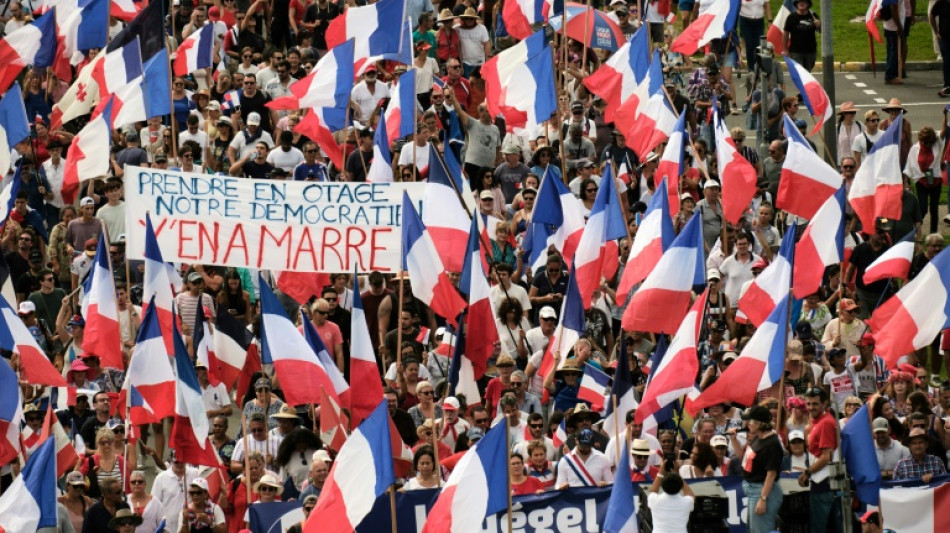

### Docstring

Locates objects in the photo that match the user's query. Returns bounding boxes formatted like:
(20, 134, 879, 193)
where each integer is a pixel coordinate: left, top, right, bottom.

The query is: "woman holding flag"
(740, 405, 784, 533)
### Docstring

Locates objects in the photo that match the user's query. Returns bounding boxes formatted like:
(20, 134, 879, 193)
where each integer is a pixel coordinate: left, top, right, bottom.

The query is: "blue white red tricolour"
(125, 300, 176, 419)
(0, 438, 58, 532)
(483, 30, 557, 132)
(670, 0, 739, 55)
(848, 113, 904, 231)
(530, 171, 586, 270)
(141, 213, 175, 355)
(62, 97, 115, 205)
(868, 245, 950, 367)
(583, 26, 650, 123)
(602, 347, 638, 437)
(0, 358, 21, 466)
(305, 400, 394, 533)
(424, 145, 469, 272)
(656, 113, 687, 217)
(39, 404, 81, 478)
(0, 292, 64, 386)
(422, 421, 509, 533)
(538, 269, 587, 378)
(713, 98, 757, 224)
(366, 111, 394, 183)
(690, 294, 790, 412)
(288, 39, 354, 110)
(349, 267, 384, 427)
(866, 0, 899, 42)
(785, 55, 832, 135)
(213, 306, 252, 391)
(575, 162, 627, 308)
(90, 36, 144, 123)
(459, 216, 497, 379)
(80, 231, 123, 368)
(110, 0, 140, 21)
(617, 176, 674, 303)
(864, 229, 916, 285)
(296, 106, 346, 170)
(324, 0, 406, 68)
(635, 290, 707, 425)
(603, 441, 637, 533)
(578, 363, 610, 413)
(259, 276, 342, 406)
(0, 10, 57, 93)
(619, 50, 678, 159)
(503, 0, 551, 40)
(793, 187, 845, 298)
(174, 24, 215, 76)
(56, 0, 109, 69)
(401, 193, 468, 325)
(300, 309, 351, 405)
(777, 114, 842, 219)
(0, 83, 30, 177)
(767, 0, 795, 52)
(622, 211, 704, 334)
(738, 225, 796, 326)
(169, 317, 220, 468)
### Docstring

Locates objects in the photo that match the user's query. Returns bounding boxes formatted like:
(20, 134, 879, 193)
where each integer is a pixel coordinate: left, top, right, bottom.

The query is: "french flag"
(170, 317, 220, 468)
(866, 0, 899, 42)
(39, 404, 81, 477)
(575, 162, 628, 308)
(531, 171, 586, 270)
(767, 0, 796, 53)
(271, 39, 354, 111)
(537, 269, 587, 378)
(865, 230, 916, 285)
(91, 37, 145, 129)
(879, 479, 950, 532)
(0, 292, 66, 387)
(81, 231, 123, 369)
(793, 187, 845, 298)
(738, 225, 796, 327)
(422, 421, 509, 533)
(503, 0, 551, 40)
(483, 30, 557, 133)
(0, 439, 58, 532)
(125, 300, 176, 419)
(690, 295, 790, 412)
(583, 26, 650, 124)
(617, 177, 675, 304)
(867, 245, 950, 367)
(0, 10, 57, 93)
(785, 55, 832, 136)
(424, 144, 470, 272)
(602, 343, 639, 437)
(622, 210, 705, 334)
(620, 51, 679, 159)
(713, 99, 757, 224)
(305, 401, 395, 533)
(635, 290, 707, 425)
(300, 309, 351, 404)
(603, 441, 637, 533)
(656, 113, 687, 218)
(56, 0, 109, 70)
(296, 107, 346, 170)
(212, 306, 252, 391)
(385, 69, 416, 143)
(319, 384, 349, 453)
(222, 90, 241, 112)
(848, 113, 904, 231)
(173, 24, 214, 76)
(325, 0, 406, 66)
(400, 192, 468, 326)
(193, 309, 221, 387)
(110, 0, 140, 21)
(62, 97, 114, 206)
(670, 0, 739, 55)
(0, 82, 30, 178)
(552, 419, 568, 448)
(367, 111, 394, 183)
(448, 317, 482, 403)
(122, 379, 157, 427)
(141, 213, 175, 355)
(578, 363, 610, 413)
(260, 276, 342, 407)
(777, 114, 842, 219)
(459, 216, 497, 380)
(0, 161, 24, 230)
(0, 359, 22, 466)
(349, 268, 384, 427)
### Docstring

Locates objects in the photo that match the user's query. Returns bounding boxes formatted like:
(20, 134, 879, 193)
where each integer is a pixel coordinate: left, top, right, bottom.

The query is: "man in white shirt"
(851, 110, 884, 168)
(230, 413, 282, 474)
(873, 417, 909, 480)
(606, 409, 662, 471)
(490, 263, 530, 318)
(196, 360, 231, 419)
(456, 8, 490, 75)
(513, 412, 556, 460)
(350, 65, 391, 122)
(266, 130, 305, 173)
(151, 451, 200, 533)
(555, 429, 613, 488)
(437, 397, 470, 451)
(718, 232, 761, 309)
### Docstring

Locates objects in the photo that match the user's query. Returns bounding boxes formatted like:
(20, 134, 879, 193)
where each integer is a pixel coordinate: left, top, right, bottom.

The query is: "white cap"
(789, 430, 805, 441)
(703, 179, 721, 190)
(710, 435, 729, 447)
(539, 306, 557, 320)
(80, 197, 95, 206)
(312, 449, 331, 464)
(17, 301, 35, 315)
(190, 478, 210, 493)
(442, 397, 460, 410)
(247, 112, 261, 126)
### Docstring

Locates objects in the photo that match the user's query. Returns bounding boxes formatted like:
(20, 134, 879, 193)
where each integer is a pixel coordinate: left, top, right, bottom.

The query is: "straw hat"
(460, 7, 479, 18)
(108, 509, 144, 529)
(882, 98, 906, 113)
(438, 8, 456, 22)
(837, 101, 857, 115)
(253, 474, 284, 496)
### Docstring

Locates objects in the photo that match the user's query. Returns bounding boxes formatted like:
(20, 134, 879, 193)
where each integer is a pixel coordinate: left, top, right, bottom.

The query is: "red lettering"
(321, 227, 343, 271)
(293, 227, 319, 271)
(178, 221, 197, 260)
(369, 228, 391, 272)
(198, 222, 219, 262)
(259, 226, 293, 269)
(151, 217, 172, 237)
(345, 227, 367, 272)
(222, 224, 249, 265)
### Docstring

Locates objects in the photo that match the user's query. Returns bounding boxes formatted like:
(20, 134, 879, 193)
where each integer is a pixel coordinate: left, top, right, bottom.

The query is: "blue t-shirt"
(293, 162, 329, 181)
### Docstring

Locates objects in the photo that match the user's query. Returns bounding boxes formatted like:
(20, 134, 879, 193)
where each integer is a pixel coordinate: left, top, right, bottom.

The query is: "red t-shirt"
(808, 411, 838, 458)
(512, 476, 544, 495)
(484, 377, 507, 415)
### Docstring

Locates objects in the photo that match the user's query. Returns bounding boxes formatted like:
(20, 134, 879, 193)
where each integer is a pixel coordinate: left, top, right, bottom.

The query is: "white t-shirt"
(201, 382, 230, 413)
(178, 129, 210, 152)
(414, 57, 441, 95)
(738, 0, 767, 18)
(351, 81, 391, 122)
(489, 283, 531, 320)
(397, 141, 432, 175)
(647, 491, 694, 533)
(457, 23, 490, 66)
(823, 366, 859, 414)
(230, 130, 275, 160)
(718, 253, 761, 309)
(231, 434, 283, 462)
(266, 146, 305, 172)
(555, 449, 614, 487)
(851, 130, 884, 162)
(151, 467, 200, 533)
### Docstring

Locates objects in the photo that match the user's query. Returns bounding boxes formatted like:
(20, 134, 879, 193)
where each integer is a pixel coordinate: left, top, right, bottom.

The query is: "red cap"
(751, 258, 768, 270)
(857, 333, 875, 347)
(208, 6, 220, 19)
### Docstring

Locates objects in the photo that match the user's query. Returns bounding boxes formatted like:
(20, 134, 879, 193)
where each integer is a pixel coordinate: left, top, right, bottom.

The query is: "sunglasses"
(529, 423, 543, 429)
(130, 479, 145, 485)
(250, 427, 266, 434)
(841, 165, 855, 169)
(304, 506, 315, 512)
(188, 490, 204, 495)
(115, 520, 137, 527)
(259, 486, 278, 492)
(314, 309, 328, 315)
(474, 418, 489, 424)
(419, 390, 434, 396)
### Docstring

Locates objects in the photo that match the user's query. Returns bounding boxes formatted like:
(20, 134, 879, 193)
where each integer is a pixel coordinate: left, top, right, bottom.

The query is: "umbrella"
(549, 2, 626, 52)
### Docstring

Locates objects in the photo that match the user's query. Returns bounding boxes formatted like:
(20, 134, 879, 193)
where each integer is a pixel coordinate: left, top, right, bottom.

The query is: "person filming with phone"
(646, 454, 695, 533)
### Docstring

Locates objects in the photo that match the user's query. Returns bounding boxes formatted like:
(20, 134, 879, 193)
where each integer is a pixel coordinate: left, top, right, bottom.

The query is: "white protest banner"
(124, 166, 428, 273)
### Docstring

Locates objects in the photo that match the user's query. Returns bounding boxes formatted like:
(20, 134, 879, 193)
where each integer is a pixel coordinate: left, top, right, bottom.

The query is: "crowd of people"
(3, 0, 950, 532)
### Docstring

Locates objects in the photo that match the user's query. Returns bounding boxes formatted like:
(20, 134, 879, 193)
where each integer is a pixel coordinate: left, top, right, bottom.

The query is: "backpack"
(878, 5, 893, 20)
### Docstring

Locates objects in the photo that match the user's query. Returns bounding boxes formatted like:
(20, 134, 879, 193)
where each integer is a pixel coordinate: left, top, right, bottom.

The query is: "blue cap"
(578, 428, 594, 445)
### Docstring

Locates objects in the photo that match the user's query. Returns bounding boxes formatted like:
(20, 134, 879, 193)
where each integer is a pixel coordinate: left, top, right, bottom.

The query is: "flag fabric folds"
(841, 404, 882, 505)
(483, 30, 557, 133)
(777, 114, 842, 219)
(0, 439, 58, 532)
(848, 113, 904, 231)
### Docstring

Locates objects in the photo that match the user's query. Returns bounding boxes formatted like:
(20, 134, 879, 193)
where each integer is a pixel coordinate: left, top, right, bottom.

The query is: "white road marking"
(854, 82, 867, 87)
(845, 75, 857, 80)
(863, 89, 877, 95)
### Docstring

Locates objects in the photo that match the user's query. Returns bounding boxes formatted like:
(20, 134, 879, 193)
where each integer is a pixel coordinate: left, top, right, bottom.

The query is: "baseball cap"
(751, 258, 769, 271)
(577, 428, 594, 445)
(788, 430, 805, 442)
(710, 435, 728, 447)
(858, 333, 875, 347)
(721, 351, 738, 363)
(706, 268, 721, 282)
(187, 272, 203, 284)
(312, 450, 331, 464)
(67, 314, 85, 327)
(466, 427, 485, 442)
(17, 301, 35, 315)
(66, 471, 88, 486)
(190, 478, 210, 493)
(442, 397, 460, 411)
(703, 179, 721, 190)
(539, 306, 557, 320)
(479, 190, 494, 200)
(80, 197, 95, 207)
(839, 298, 859, 311)
(872, 417, 889, 433)
(246, 112, 261, 126)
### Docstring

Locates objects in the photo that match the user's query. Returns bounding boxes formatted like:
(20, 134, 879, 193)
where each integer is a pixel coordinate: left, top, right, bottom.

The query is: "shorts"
(723, 48, 739, 68)
(678, 0, 694, 12)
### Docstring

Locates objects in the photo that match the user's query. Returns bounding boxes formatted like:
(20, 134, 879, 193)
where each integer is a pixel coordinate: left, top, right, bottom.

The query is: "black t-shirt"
(82, 501, 130, 533)
(742, 433, 784, 483)
(81, 416, 109, 451)
(784, 12, 819, 54)
(4, 251, 29, 287)
(243, 159, 275, 179)
(850, 241, 890, 293)
(345, 148, 373, 182)
(238, 90, 272, 132)
(303, 1, 342, 49)
(933, 0, 950, 41)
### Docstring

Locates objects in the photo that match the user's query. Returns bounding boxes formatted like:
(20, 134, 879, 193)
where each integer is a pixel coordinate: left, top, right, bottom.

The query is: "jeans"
(742, 480, 783, 533)
(739, 16, 765, 70)
(940, 39, 950, 88)
(916, 181, 942, 233)
(810, 488, 843, 533)
(885, 29, 899, 80)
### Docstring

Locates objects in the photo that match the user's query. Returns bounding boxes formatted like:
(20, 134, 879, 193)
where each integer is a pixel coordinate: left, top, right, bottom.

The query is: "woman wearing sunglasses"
(181, 478, 226, 533)
(127, 470, 165, 533)
(243, 474, 284, 528)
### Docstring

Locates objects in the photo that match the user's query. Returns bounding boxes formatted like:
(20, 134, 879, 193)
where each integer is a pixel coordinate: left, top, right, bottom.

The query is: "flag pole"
(505, 416, 514, 533)
(581, 0, 592, 75)
(388, 486, 399, 533)
(241, 413, 251, 504)
(611, 392, 621, 465)
(430, 414, 441, 488)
